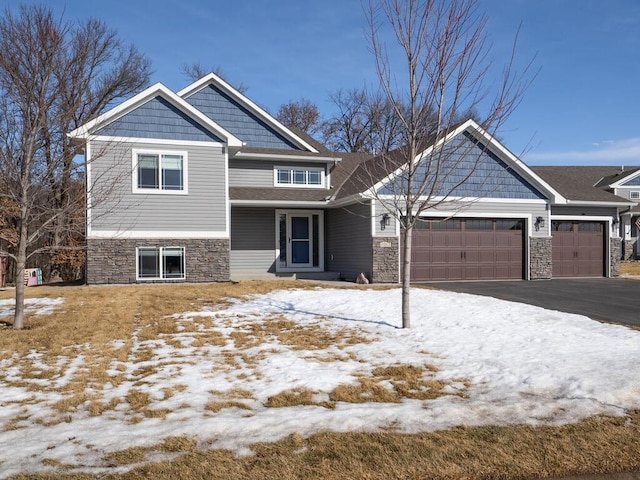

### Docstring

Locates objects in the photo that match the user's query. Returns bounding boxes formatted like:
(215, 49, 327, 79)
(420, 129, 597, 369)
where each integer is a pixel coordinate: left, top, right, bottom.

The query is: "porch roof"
(229, 187, 332, 202)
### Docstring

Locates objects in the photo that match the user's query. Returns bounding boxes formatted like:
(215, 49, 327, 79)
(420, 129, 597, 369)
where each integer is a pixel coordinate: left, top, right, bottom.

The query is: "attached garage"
(405, 218, 524, 281)
(551, 221, 605, 277)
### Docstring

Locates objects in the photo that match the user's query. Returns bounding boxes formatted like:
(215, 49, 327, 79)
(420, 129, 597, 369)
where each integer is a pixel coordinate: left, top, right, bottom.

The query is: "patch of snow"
(0, 288, 639, 478)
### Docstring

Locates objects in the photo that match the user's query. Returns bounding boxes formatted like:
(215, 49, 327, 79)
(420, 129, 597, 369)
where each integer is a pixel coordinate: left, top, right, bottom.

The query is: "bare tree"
(276, 99, 321, 135)
(0, 5, 151, 329)
(360, 0, 532, 328)
(180, 62, 248, 93)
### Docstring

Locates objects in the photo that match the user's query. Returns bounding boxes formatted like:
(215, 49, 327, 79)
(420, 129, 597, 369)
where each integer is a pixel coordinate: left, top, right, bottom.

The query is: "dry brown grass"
(15, 411, 639, 480)
(205, 401, 253, 413)
(621, 261, 640, 276)
(0, 280, 319, 424)
(264, 387, 333, 409)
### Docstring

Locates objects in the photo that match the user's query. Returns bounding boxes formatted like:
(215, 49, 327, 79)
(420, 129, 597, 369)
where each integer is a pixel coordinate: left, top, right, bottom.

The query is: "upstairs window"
(630, 191, 639, 200)
(274, 166, 325, 188)
(133, 150, 187, 194)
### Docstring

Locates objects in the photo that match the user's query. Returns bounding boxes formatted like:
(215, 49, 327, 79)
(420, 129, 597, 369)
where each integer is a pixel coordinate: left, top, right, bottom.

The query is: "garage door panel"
(551, 221, 604, 277)
(407, 218, 523, 281)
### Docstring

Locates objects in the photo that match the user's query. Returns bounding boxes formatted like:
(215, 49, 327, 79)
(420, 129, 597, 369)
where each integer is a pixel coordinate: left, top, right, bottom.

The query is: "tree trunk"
(401, 224, 412, 329)
(13, 219, 28, 330)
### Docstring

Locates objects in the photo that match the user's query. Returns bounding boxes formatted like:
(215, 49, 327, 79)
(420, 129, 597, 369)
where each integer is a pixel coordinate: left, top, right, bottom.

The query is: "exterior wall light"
(381, 213, 391, 231)
(535, 216, 545, 231)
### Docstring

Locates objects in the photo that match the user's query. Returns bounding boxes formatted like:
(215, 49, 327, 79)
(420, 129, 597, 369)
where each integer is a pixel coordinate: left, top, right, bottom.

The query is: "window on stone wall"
(137, 247, 185, 280)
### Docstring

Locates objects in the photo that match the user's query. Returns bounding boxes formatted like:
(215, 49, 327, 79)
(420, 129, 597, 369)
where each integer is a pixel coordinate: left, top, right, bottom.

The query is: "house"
(69, 73, 637, 285)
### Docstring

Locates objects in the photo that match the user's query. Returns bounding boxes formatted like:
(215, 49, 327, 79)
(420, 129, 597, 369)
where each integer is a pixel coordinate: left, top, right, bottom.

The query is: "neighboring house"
(69, 73, 637, 285)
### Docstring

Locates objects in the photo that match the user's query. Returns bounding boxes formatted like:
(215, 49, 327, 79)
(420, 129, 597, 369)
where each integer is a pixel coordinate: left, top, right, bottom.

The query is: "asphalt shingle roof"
(531, 166, 632, 203)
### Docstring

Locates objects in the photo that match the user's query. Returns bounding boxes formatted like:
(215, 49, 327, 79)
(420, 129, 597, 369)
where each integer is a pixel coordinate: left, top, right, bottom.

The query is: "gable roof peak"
(177, 72, 320, 153)
(68, 82, 243, 146)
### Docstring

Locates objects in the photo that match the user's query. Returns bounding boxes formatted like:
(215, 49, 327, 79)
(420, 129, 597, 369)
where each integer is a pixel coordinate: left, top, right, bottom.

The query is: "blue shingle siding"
(96, 96, 223, 142)
(621, 175, 640, 186)
(184, 84, 299, 150)
(379, 131, 545, 199)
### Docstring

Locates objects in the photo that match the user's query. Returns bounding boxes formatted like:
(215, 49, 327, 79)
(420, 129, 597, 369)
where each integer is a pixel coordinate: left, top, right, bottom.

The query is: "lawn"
(0, 281, 639, 479)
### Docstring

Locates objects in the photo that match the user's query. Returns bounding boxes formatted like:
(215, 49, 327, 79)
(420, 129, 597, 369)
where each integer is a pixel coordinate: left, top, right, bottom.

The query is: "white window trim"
(273, 165, 325, 189)
(136, 246, 186, 281)
(132, 149, 189, 195)
(630, 191, 640, 200)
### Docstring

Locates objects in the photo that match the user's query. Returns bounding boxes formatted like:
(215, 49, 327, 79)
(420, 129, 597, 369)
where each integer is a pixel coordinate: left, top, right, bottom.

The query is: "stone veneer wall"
(372, 237, 399, 283)
(610, 237, 622, 277)
(87, 238, 230, 284)
(529, 237, 552, 279)
(622, 239, 635, 261)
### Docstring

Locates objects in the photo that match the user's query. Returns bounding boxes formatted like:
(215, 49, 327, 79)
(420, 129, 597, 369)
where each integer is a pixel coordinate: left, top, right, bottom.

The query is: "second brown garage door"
(551, 221, 604, 277)
(406, 218, 524, 281)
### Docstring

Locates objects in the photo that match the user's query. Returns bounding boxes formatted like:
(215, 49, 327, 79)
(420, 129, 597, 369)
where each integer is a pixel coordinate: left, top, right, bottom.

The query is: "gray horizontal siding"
(90, 140, 227, 232)
(551, 205, 618, 217)
(96, 96, 223, 142)
(230, 207, 276, 274)
(229, 159, 328, 188)
(185, 85, 298, 150)
(379, 131, 545, 200)
(378, 198, 549, 237)
(614, 187, 640, 200)
(326, 203, 373, 281)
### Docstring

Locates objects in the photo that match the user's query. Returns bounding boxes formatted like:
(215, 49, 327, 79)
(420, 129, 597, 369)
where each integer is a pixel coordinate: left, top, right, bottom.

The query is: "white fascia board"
(368, 193, 548, 205)
(609, 169, 640, 188)
(326, 193, 366, 208)
(88, 230, 229, 239)
(89, 136, 225, 148)
(68, 83, 243, 147)
(177, 72, 319, 153)
(565, 199, 637, 207)
(230, 200, 329, 207)
(233, 151, 341, 163)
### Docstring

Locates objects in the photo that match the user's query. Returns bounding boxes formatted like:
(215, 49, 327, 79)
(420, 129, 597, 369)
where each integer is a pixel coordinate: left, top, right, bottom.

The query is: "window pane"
(431, 219, 461, 230)
(291, 216, 309, 239)
(163, 247, 184, 278)
(162, 155, 183, 190)
(465, 219, 493, 230)
(291, 241, 310, 264)
(308, 170, 321, 185)
(553, 221, 573, 232)
(312, 214, 319, 267)
(138, 248, 160, 278)
(496, 219, 523, 231)
(138, 154, 159, 189)
(277, 169, 291, 184)
(578, 222, 602, 233)
(279, 214, 287, 266)
(293, 170, 305, 184)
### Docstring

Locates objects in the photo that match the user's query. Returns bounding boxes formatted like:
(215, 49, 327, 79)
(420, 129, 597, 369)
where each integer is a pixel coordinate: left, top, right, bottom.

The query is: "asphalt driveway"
(427, 278, 640, 328)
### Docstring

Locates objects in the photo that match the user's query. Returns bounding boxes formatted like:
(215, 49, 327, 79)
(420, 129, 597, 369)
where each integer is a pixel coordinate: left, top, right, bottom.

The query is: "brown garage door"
(551, 221, 604, 277)
(404, 218, 524, 281)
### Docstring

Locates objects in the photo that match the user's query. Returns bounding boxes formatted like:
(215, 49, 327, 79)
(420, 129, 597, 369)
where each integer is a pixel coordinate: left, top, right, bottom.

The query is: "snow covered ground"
(0, 287, 639, 478)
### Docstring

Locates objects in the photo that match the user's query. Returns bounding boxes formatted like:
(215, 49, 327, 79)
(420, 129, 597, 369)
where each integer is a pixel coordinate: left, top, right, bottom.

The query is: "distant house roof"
(531, 166, 633, 204)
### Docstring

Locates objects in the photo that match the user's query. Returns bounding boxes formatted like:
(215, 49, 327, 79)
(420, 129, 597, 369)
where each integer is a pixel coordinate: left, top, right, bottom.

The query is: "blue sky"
(5, 0, 640, 165)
